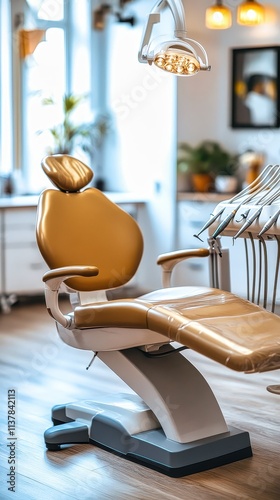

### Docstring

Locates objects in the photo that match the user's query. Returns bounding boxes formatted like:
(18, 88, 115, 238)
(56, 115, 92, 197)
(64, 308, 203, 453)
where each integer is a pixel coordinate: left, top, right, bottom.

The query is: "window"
(0, 0, 176, 196)
(10, 0, 68, 193)
(24, 26, 66, 192)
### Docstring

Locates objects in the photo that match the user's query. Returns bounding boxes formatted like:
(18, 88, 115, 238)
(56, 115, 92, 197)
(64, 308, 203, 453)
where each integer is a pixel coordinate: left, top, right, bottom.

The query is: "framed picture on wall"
(231, 46, 280, 128)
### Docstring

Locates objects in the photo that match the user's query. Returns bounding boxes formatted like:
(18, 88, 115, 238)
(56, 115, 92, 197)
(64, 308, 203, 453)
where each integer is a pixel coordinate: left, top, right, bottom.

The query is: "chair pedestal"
(99, 346, 228, 443)
(44, 347, 252, 476)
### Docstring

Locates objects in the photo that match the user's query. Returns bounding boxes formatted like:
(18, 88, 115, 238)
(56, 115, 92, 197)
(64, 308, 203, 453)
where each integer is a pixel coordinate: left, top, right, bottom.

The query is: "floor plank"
(0, 300, 279, 499)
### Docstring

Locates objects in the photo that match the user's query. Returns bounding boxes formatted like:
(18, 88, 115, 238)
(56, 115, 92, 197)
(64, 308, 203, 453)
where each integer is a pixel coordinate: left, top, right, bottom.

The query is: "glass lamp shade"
(205, 2, 232, 29)
(237, 1, 265, 26)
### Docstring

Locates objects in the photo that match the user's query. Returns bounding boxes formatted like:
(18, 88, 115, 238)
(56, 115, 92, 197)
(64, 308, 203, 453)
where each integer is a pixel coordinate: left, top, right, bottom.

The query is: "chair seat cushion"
(74, 286, 280, 373)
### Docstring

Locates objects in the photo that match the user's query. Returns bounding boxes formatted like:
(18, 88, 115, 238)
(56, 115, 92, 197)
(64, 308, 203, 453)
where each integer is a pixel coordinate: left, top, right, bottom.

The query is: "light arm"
(139, 0, 186, 63)
(166, 0, 187, 32)
(138, 0, 210, 75)
(152, 0, 186, 31)
(138, 12, 161, 63)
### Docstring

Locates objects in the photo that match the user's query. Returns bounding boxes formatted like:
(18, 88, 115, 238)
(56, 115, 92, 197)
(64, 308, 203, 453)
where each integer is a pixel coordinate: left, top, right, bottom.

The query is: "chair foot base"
(44, 397, 252, 477)
(91, 425, 252, 477)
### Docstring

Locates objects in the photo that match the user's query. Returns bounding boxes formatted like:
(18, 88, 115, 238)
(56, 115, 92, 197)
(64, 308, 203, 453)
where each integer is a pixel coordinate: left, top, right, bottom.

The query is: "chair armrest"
(43, 265, 99, 328)
(157, 248, 210, 287)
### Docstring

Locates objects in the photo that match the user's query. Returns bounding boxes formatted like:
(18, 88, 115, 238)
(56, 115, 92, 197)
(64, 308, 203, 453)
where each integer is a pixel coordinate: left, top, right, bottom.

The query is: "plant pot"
(215, 175, 238, 194)
(191, 173, 213, 193)
(177, 172, 191, 192)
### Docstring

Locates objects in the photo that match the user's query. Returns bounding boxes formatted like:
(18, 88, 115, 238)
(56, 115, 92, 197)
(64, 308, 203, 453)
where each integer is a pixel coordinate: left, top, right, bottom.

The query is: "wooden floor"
(0, 298, 279, 500)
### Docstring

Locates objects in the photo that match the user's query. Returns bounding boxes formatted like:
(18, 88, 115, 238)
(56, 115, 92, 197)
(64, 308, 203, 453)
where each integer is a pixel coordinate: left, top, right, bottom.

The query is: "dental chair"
(36, 155, 280, 477)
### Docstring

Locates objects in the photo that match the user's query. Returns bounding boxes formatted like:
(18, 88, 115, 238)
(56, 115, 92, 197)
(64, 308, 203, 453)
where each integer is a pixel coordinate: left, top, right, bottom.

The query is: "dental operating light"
(138, 0, 211, 76)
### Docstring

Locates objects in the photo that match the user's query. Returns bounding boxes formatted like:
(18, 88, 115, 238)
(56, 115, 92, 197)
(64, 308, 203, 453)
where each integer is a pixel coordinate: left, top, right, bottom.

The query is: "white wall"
(89, 0, 178, 290)
(178, 0, 280, 165)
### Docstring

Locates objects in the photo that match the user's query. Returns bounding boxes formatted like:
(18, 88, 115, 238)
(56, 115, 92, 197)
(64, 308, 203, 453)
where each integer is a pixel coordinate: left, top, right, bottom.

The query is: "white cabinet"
(2, 207, 48, 295)
(175, 196, 245, 294)
(173, 199, 217, 287)
(5, 208, 48, 293)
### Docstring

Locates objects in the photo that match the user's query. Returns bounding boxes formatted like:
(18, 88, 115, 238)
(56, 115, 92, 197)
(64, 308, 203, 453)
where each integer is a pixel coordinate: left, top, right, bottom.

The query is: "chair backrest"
(36, 155, 144, 292)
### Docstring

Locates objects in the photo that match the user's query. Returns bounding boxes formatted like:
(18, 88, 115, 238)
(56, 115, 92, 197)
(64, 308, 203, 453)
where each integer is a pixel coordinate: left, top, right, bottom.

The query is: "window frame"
(10, 0, 70, 187)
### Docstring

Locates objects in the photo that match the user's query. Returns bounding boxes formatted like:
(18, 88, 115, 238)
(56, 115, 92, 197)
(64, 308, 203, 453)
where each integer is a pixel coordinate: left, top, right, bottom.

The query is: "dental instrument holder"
(203, 164, 280, 395)
(208, 236, 231, 292)
(204, 164, 280, 308)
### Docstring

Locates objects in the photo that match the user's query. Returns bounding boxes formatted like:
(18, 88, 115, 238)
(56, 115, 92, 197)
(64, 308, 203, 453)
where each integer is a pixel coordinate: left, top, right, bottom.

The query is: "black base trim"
(88, 438, 252, 478)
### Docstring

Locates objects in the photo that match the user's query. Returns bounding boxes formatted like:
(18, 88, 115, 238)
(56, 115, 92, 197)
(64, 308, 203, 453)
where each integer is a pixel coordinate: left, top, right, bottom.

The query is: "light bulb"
(154, 49, 200, 76)
(237, 1, 265, 26)
(205, 2, 232, 29)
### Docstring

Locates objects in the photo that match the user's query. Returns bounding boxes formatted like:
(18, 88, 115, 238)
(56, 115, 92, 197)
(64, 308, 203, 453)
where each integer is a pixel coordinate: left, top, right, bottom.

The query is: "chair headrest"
(41, 154, 93, 192)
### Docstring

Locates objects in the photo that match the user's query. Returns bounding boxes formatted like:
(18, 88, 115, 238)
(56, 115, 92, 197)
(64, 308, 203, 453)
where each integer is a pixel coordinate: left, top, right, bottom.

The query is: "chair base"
(44, 395, 252, 477)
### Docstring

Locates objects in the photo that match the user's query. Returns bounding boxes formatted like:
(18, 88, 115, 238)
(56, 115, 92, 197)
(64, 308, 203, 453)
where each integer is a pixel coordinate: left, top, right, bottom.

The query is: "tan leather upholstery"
(37, 157, 143, 291)
(74, 287, 280, 373)
(41, 154, 93, 192)
(36, 155, 280, 375)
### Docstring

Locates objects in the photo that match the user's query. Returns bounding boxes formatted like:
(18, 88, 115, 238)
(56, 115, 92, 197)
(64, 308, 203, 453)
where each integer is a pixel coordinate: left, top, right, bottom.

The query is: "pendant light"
(237, 1, 265, 26)
(205, 1, 232, 30)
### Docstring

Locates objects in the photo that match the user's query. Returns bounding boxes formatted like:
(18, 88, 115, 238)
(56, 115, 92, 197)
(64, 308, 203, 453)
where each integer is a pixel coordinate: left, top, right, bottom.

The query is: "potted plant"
(214, 164, 239, 193)
(177, 143, 192, 192)
(40, 93, 111, 189)
(177, 140, 239, 193)
(211, 148, 239, 194)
